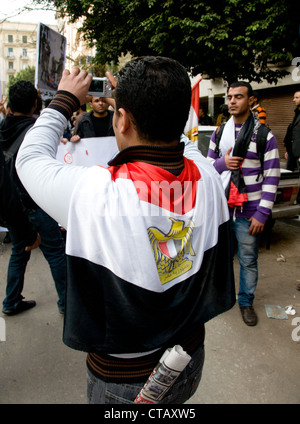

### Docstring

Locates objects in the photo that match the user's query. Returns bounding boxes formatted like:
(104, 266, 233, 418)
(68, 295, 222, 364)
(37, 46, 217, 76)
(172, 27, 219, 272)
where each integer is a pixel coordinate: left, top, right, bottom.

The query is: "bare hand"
(58, 67, 93, 105)
(0, 94, 7, 114)
(248, 217, 264, 235)
(104, 71, 117, 110)
(69, 135, 81, 143)
(225, 147, 243, 170)
(106, 71, 117, 89)
(25, 233, 41, 252)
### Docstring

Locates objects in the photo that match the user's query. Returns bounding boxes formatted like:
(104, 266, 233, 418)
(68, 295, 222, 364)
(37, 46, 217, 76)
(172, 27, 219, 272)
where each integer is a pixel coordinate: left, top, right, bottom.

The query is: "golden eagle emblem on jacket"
(148, 218, 195, 285)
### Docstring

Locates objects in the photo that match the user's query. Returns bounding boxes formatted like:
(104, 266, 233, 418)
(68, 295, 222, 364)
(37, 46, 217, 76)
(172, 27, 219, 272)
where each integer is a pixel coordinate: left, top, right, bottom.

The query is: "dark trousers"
(286, 151, 300, 204)
(3, 208, 66, 311)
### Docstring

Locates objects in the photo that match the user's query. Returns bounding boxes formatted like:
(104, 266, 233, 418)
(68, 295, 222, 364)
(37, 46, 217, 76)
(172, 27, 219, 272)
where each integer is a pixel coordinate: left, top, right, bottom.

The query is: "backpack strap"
(3, 125, 32, 163)
(214, 122, 226, 155)
(3, 124, 34, 189)
(214, 121, 270, 181)
(256, 124, 270, 181)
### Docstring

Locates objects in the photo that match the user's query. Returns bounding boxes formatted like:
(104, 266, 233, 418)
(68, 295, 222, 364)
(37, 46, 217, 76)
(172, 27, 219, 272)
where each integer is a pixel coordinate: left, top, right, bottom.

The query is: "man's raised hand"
(58, 67, 93, 105)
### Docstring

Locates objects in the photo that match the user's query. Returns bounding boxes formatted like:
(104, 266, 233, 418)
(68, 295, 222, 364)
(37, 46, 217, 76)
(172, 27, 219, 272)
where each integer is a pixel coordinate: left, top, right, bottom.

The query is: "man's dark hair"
(9, 80, 38, 114)
(115, 56, 191, 143)
(228, 81, 253, 98)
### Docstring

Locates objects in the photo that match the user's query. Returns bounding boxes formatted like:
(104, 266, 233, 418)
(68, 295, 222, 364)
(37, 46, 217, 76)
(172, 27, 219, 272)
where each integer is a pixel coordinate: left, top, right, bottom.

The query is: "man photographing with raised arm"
(17, 58, 235, 404)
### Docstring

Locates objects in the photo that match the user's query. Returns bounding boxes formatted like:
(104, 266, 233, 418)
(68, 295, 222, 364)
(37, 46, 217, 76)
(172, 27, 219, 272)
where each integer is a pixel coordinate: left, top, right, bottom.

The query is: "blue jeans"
(3, 207, 66, 312)
(230, 217, 261, 307)
(87, 344, 205, 404)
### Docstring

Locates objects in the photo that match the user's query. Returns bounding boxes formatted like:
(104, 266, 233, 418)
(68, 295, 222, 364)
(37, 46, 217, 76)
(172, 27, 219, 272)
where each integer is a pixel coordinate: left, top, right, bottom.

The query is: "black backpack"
(214, 123, 270, 180)
(3, 125, 32, 182)
(2, 123, 36, 210)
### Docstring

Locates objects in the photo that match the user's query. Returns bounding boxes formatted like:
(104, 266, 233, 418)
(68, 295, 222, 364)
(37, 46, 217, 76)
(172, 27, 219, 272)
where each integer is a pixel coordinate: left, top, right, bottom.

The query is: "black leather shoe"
(2, 300, 36, 315)
(3, 232, 11, 244)
(240, 306, 258, 326)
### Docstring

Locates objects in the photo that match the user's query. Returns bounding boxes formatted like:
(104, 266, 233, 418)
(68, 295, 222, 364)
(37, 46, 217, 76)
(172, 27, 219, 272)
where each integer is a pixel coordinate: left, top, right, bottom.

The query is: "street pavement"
(0, 218, 299, 404)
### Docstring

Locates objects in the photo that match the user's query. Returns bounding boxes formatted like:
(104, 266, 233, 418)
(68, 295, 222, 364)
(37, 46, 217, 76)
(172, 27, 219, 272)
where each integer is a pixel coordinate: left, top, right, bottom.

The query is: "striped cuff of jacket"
(47, 90, 80, 120)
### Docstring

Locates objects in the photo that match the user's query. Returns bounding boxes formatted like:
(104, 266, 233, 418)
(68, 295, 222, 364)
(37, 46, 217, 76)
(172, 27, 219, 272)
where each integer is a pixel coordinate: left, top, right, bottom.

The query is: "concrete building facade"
(0, 21, 58, 96)
(57, 18, 96, 70)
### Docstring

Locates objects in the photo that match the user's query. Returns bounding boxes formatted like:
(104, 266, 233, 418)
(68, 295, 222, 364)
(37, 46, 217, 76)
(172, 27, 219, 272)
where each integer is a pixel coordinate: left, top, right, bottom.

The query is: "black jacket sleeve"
(283, 123, 293, 151)
(292, 112, 300, 158)
(0, 142, 37, 245)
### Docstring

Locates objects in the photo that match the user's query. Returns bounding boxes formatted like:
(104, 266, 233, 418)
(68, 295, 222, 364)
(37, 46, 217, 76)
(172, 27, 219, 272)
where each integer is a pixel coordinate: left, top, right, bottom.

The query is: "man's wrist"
(47, 90, 80, 120)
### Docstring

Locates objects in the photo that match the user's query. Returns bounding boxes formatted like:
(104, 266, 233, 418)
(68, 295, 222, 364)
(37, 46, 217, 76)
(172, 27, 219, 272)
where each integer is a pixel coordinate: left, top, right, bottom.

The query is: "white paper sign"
(56, 137, 119, 167)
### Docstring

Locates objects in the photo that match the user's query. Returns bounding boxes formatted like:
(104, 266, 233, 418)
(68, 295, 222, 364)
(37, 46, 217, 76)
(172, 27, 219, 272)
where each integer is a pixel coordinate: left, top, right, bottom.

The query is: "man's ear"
(117, 107, 132, 134)
(30, 99, 38, 115)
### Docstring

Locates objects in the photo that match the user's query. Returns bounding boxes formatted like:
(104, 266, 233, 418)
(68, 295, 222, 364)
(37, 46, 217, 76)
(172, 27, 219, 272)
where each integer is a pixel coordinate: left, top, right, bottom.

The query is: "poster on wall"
(35, 23, 66, 101)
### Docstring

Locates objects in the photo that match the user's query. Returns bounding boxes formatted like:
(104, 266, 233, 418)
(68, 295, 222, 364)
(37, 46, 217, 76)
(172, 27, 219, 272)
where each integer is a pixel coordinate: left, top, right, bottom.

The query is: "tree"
(71, 54, 119, 77)
(7, 66, 35, 93)
(34, 0, 300, 83)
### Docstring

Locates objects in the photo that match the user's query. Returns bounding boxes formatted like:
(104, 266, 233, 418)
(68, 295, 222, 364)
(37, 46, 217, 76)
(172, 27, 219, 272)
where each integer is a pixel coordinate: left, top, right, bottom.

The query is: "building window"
(8, 48, 13, 58)
(22, 63, 28, 70)
(22, 48, 27, 58)
(22, 35, 27, 44)
(8, 62, 14, 70)
(8, 35, 13, 43)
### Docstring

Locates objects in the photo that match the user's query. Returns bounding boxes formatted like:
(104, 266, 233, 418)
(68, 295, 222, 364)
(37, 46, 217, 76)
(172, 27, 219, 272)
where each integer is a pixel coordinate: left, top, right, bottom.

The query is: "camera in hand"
(88, 77, 112, 97)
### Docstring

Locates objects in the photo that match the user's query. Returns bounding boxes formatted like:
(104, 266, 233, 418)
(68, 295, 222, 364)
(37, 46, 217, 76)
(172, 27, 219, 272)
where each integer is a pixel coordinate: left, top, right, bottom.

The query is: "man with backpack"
(0, 81, 66, 315)
(207, 81, 280, 326)
(0, 142, 41, 251)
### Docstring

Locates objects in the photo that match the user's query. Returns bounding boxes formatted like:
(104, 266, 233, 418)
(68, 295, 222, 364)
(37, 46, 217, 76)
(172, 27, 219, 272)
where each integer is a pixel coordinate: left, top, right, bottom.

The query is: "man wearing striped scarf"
(208, 81, 280, 326)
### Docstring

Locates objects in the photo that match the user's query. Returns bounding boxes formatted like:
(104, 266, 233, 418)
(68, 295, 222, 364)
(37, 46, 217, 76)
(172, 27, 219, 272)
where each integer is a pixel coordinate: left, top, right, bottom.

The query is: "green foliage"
(7, 66, 36, 94)
(35, 0, 300, 83)
(72, 54, 117, 76)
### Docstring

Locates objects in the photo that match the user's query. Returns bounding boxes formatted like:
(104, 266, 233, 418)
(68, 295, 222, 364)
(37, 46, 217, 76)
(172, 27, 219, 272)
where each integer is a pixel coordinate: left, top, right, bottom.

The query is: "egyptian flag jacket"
(63, 143, 235, 355)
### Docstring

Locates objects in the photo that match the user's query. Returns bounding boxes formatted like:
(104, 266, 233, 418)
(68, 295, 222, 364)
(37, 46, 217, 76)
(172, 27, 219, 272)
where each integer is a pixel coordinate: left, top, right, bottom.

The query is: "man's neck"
(13, 112, 34, 118)
(233, 111, 251, 125)
(93, 111, 108, 118)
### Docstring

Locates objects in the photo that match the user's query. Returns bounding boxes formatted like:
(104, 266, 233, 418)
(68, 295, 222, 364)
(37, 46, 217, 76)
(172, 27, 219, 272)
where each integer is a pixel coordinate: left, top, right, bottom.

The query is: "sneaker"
(2, 300, 36, 316)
